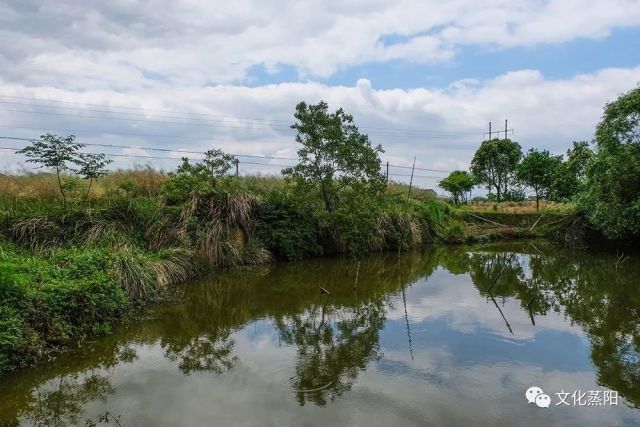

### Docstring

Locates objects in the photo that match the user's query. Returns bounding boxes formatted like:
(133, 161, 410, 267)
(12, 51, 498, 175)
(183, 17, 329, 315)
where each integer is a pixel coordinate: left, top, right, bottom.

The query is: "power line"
(0, 135, 455, 174)
(0, 135, 300, 161)
(0, 95, 484, 138)
(0, 108, 291, 133)
(0, 107, 483, 139)
(1, 145, 446, 180)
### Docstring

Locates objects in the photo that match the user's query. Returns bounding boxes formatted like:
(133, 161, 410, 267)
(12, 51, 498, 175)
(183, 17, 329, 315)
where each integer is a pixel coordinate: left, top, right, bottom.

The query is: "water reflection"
(1, 243, 639, 426)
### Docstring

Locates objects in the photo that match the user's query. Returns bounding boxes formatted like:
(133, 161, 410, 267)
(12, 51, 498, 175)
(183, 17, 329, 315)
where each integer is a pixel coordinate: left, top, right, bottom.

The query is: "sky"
(1, 0, 640, 190)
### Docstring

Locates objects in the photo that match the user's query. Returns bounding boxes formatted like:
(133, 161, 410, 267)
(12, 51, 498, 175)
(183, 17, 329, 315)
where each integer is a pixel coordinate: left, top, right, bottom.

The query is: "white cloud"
(1, 0, 640, 85)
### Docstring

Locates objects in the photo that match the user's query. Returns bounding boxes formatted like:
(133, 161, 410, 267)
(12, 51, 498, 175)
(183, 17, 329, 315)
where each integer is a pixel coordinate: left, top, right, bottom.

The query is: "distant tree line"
(439, 85, 640, 240)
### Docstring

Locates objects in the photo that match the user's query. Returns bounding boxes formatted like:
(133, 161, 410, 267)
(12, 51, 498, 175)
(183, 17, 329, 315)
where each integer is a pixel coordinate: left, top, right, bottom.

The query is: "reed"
(111, 248, 158, 299)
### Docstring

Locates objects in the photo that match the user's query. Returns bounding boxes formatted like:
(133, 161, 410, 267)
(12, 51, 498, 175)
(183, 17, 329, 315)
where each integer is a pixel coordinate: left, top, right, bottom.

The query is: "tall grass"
(112, 246, 200, 299)
(183, 192, 272, 268)
(112, 248, 158, 299)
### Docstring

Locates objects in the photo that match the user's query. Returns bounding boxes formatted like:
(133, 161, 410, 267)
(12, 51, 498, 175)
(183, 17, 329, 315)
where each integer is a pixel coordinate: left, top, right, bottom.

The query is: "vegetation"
(282, 101, 386, 216)
(0, 102, 462, 374)
(16, 133, 85, 212)
(2, 86, 640, 376)
(549, 141, 592, 202)
(438, 170, 475, 204)
(470, 138, 522, 203)
(582, 86, 640, 239)
(455, 87, 639, 240)
(516, 149, 562, 210)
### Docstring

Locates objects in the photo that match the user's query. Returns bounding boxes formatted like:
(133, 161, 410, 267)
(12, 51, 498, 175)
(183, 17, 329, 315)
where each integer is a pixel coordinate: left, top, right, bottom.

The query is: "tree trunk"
(83, 177, 93, 210)
(496, 186, 501, 203)
(536, 194, 540, 211)
(320, 181, 333, 215)
(56, 166, 67, 213)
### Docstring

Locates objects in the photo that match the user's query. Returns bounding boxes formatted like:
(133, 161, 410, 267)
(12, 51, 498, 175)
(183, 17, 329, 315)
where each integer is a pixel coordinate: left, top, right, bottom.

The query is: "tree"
(282, 101, 385, 215)
(516, 148, 562, 210)
(202, 149, 236, 190)
(76, 153, 112, 207)
(582, 85, 640, 239)
(470, 138, 522, 203)
(549, 141, 593, 202)
(16, 134, 84, 212)
(164, 149, 236, 201)
(438, 170, 475, 204)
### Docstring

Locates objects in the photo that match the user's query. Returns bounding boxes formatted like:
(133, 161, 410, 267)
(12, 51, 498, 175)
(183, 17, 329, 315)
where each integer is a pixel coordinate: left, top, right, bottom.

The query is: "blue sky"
(245, 26, 640, 90)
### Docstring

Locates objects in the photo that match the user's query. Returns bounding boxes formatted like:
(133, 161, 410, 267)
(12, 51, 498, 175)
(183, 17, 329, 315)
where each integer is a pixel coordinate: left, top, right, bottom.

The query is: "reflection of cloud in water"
(360, 348, 638, 427)
(386, 269, 584, 340)
(82, 330, 636, 427)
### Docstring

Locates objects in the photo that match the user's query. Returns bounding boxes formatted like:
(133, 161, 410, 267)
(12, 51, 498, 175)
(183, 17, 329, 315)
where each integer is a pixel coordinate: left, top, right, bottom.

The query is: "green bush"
(254, 191, 322, 260)
(0, 244, 128, 373)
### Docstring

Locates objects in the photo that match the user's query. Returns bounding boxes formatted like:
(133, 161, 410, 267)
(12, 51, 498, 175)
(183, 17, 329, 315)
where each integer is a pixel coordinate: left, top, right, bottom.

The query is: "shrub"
(254, 191, 322, 260)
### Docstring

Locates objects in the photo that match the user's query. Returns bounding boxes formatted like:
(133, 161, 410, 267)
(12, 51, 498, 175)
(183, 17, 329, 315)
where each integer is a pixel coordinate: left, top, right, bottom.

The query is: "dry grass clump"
(9, 216, 63, 253)
(111, 246, 199, 299)
(0, 172, 61, 202)
(466, 200, 569, 214)
(100, 166, 167, 197)
(111, 247, 158, 299)
(153, 248, 198, 287)
(372, 212, 423, 251)
(182, 192, 271, 268)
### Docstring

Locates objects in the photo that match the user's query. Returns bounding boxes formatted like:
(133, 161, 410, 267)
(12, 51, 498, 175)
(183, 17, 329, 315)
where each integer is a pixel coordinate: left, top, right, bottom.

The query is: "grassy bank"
(0, 169, 464, 374)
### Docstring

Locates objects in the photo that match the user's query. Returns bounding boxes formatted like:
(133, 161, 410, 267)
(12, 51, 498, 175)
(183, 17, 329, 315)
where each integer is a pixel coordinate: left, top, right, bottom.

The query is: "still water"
(1, 242, 639, 426)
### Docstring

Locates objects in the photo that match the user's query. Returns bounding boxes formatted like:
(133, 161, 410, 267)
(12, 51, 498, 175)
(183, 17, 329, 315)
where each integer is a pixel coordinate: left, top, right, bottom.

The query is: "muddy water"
(1, 242, 639, 426)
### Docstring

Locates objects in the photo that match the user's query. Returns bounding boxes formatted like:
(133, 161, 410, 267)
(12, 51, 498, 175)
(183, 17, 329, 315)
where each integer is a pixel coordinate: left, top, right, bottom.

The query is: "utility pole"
(504, 119, 508, 139)
(235, 159, 239, 177)
(489, 122, 492, 140)
(406, 157, 416, 203)
(386, 161, 389, 181)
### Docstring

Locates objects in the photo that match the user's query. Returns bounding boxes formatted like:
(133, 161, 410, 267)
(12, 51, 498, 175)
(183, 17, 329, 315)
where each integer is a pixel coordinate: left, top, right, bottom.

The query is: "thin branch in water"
(489, 294, 514, 335)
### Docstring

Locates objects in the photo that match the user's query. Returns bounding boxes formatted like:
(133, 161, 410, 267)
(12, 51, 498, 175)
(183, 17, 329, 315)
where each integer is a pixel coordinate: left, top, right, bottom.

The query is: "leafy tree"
(582, 86, 640, 239)
(202, 149, 236, 189)
(470, 138, 522, 203)
(549, 141, 593, 201)
(16, 134, 84, 212)
(282, 101, 385, 216)
(76, 153, 112, 207)
(516, 148, 562, 210)
(164, 149, 236, 201)
(438, 170, 475, 204)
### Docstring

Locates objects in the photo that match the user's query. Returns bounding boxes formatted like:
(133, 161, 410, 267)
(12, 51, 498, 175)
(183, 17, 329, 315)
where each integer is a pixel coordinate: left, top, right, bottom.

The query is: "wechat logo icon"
(526, 386, 551, 408)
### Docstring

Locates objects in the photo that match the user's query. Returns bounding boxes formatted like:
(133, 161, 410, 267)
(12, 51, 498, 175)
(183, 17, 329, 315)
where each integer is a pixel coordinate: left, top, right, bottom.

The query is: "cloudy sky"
(1, 0, 639, 189)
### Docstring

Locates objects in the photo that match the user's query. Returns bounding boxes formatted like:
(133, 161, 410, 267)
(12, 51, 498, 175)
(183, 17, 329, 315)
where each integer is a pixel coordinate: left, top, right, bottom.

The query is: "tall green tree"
(516, 148, 562, 210)
(282, 101, 385, 215)
(438, 170, 475, 204)
(549, 141, 593, 201)
(470, 138, 522, 203)
(16, 134, 84, 212)
(582, 85, 640, 239)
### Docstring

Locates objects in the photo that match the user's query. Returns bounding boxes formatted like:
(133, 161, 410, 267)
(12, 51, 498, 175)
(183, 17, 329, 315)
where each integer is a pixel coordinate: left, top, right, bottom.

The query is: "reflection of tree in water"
(529, 253, 640, 407)
(11, 245, 639, 419)
(275, 298, 386, 406)
(162, 332, 238, 375)
(23, 373, 114, 427)
(445, 244, 640, 407)
(13, 345, 137, 427)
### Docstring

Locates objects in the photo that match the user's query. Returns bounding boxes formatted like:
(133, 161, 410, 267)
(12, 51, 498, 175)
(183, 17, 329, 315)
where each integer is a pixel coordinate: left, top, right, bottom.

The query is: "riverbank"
(0, 171, 576, 375)
(0, 171, 451, 374)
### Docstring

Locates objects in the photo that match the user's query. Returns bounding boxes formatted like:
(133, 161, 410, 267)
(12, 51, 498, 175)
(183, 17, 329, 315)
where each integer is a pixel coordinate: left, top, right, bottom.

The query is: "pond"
(1, 242, 639, 426)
